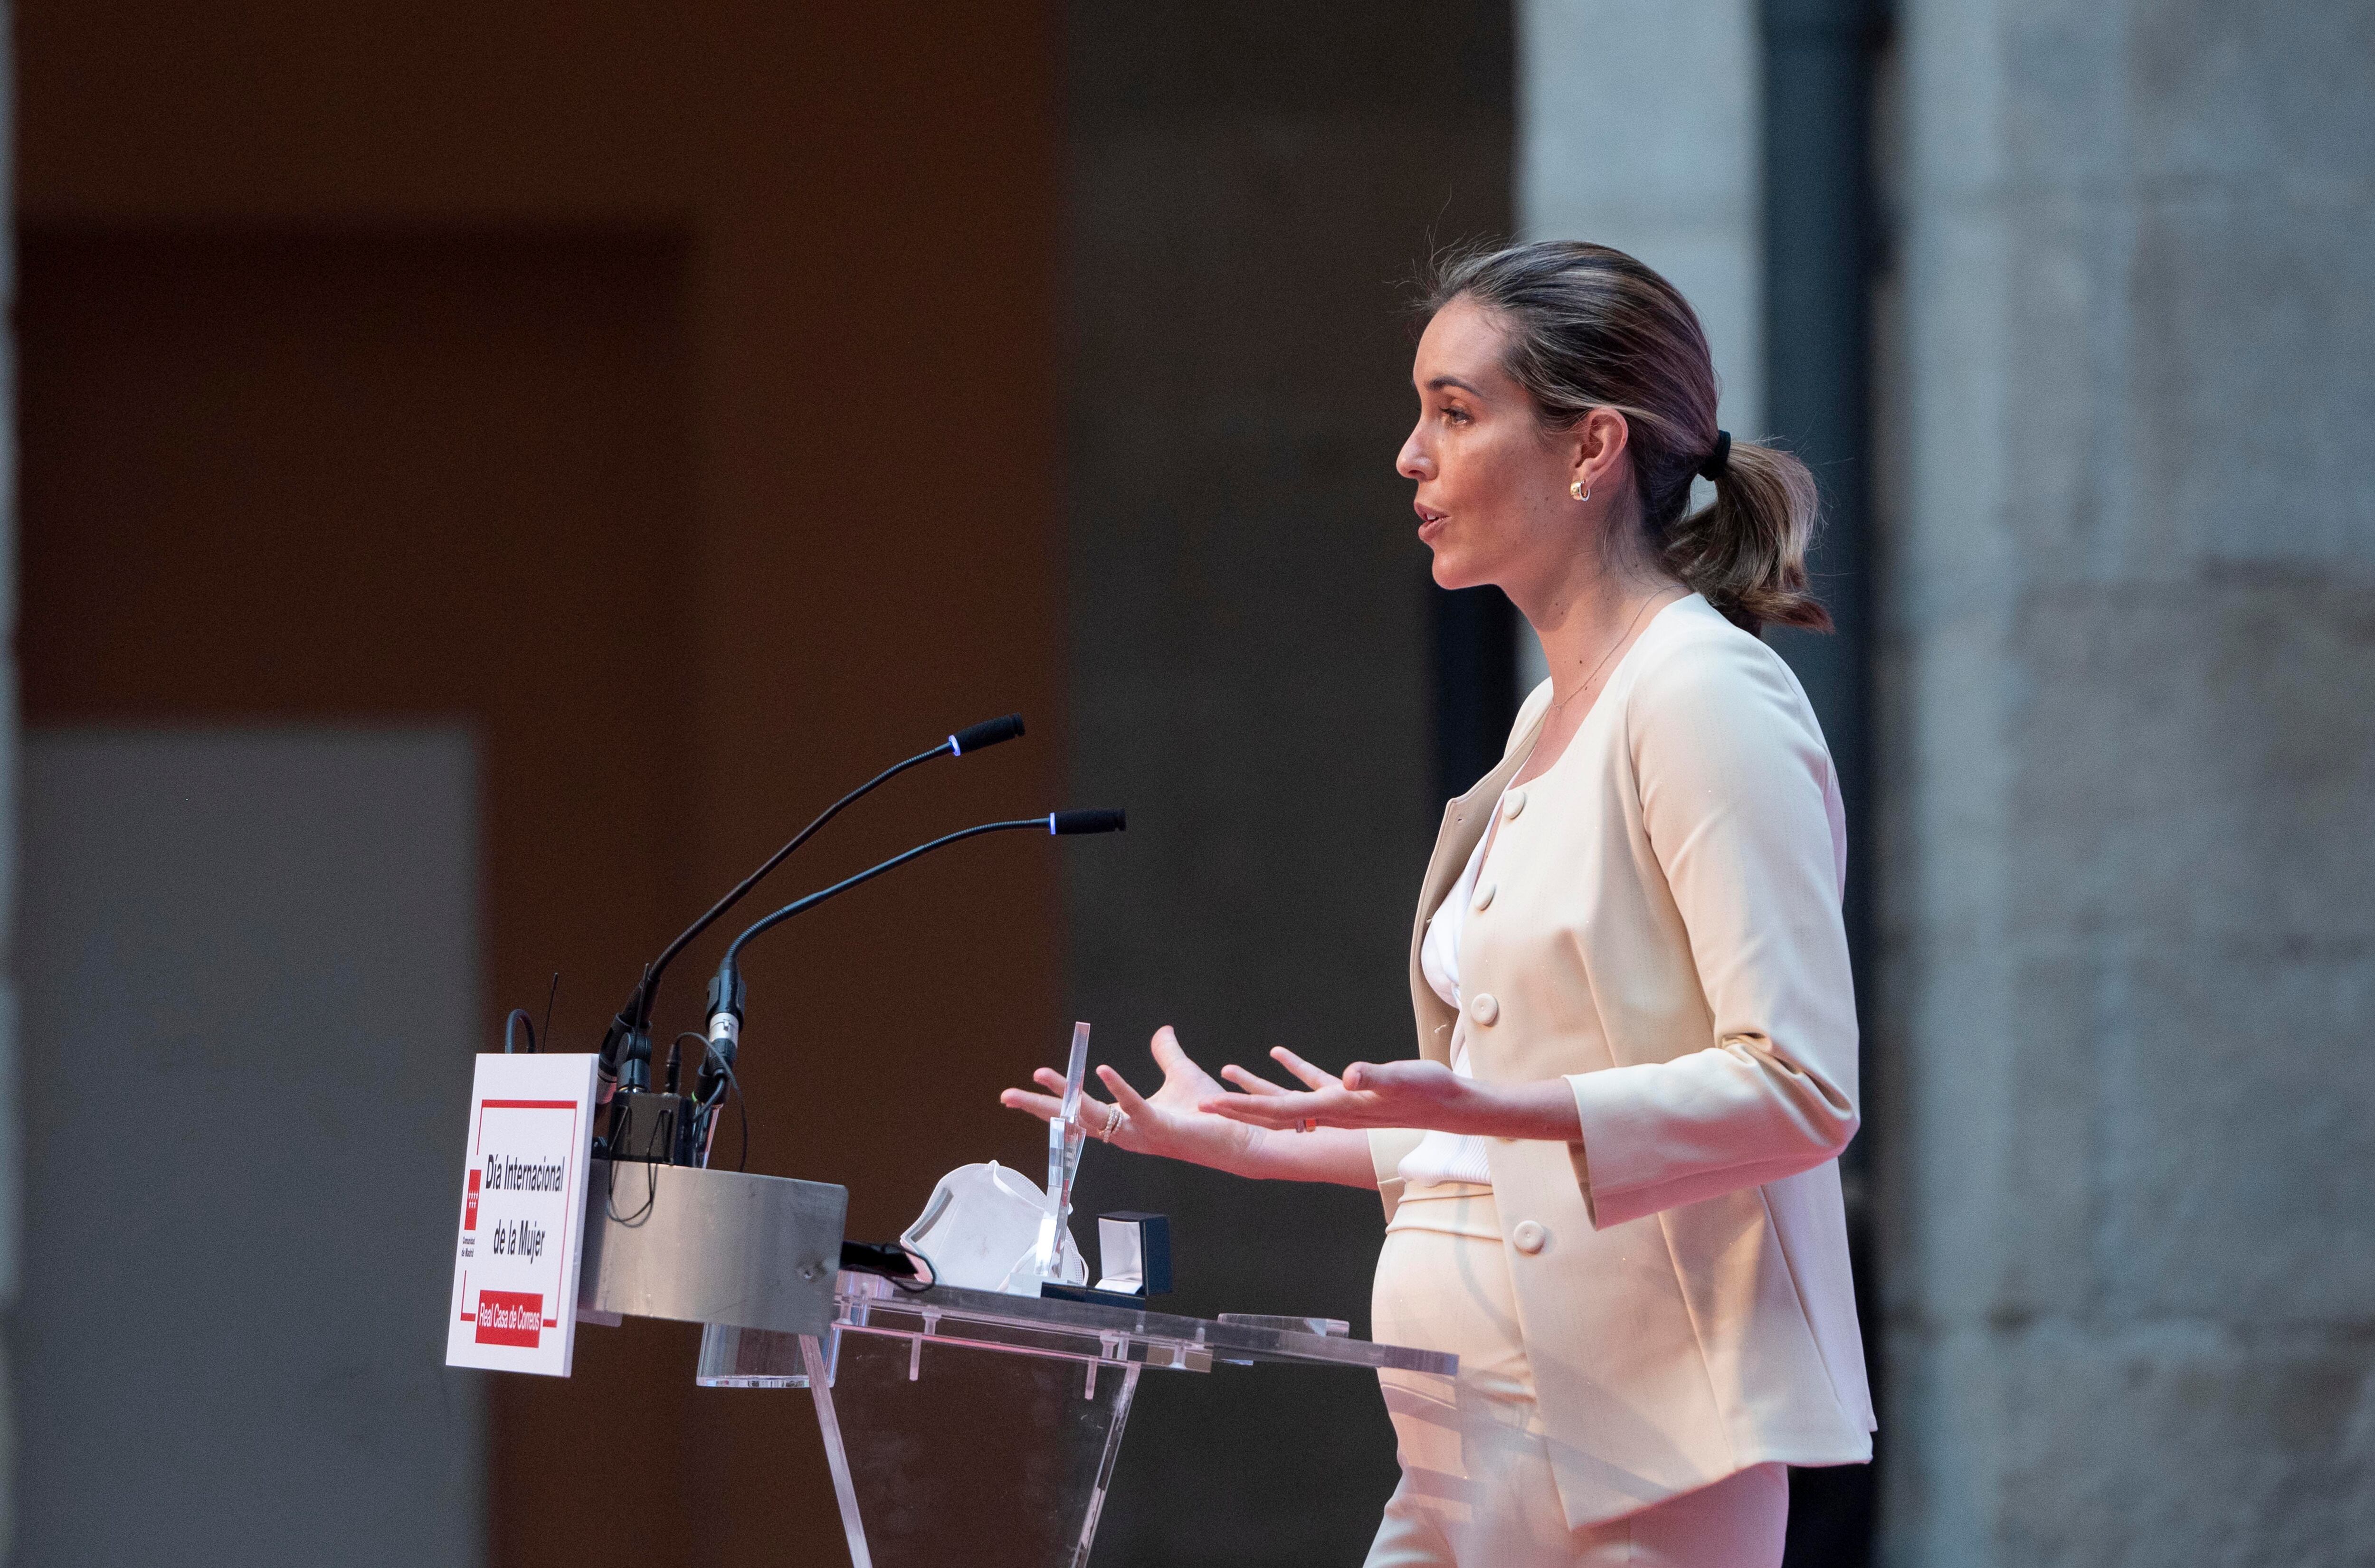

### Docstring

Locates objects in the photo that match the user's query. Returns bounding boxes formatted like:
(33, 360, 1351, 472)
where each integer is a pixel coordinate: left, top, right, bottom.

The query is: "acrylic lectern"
(576, 1160, 1455, 1568)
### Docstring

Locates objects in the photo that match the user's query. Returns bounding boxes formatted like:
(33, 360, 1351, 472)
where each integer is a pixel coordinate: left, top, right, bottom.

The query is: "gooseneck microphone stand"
(595, 714, 1026, 1120)
(690, 809, 1126, 1165)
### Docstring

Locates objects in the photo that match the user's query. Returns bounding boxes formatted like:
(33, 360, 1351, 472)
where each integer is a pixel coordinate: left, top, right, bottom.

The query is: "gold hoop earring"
(1570, 479, 1591, 501)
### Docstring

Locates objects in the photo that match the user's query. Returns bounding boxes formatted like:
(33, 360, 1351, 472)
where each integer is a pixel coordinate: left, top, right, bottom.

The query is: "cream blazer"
(1368, 594, 1876, 1528)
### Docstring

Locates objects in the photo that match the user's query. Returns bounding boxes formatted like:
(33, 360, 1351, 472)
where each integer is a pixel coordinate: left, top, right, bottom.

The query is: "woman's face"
(1397, 296, 1615, 596)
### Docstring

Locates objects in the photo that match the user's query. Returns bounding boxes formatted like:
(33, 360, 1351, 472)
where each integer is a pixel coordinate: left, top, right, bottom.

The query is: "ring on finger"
(1102, 1102, 1126, 1141)
(1295, 1116, 1319, 1134)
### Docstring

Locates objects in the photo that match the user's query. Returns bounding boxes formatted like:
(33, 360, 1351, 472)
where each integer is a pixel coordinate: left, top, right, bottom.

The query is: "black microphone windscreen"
(1051, 808, 1126, 836)
(950, 714, 1026, 755)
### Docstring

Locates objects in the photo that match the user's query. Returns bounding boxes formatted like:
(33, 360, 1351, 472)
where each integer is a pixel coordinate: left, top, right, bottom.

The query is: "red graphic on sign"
(475, 1289, 544, 1348)
(465, 1170, 481, 1231)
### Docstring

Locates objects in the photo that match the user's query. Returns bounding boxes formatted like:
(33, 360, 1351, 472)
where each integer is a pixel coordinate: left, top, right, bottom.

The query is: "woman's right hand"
(999, 1025, 1268, 1176)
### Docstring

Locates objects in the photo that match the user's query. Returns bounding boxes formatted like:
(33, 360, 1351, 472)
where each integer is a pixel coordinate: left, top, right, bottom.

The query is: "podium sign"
(444, 1053, 598, 1377)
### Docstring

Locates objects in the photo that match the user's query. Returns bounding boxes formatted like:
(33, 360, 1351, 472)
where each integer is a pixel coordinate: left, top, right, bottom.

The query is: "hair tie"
(1698, 429, 1732, 482)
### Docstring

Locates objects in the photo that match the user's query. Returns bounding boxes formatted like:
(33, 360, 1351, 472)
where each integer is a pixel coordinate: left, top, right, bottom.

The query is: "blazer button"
(1472, 881, 1496, 913)
(1470, 992, 1499, 1026)
(1512, 1220, 1548, 1255)
(1503, 789, 1528, 820)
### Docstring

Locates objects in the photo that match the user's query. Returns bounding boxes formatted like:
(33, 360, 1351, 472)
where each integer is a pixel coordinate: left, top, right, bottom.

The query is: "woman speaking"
(1003, 240, 1874, 1567)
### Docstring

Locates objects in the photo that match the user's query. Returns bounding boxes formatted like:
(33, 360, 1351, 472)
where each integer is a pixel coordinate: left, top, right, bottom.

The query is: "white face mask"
(899, 1160, 1086, 1295)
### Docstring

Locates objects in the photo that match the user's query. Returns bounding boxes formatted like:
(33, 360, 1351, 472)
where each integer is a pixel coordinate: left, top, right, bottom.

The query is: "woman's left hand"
(1200, 1048, 1481, 1133)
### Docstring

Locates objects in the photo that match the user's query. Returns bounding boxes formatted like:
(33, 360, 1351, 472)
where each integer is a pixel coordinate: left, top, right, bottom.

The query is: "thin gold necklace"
(1547, 593, 1658, 721)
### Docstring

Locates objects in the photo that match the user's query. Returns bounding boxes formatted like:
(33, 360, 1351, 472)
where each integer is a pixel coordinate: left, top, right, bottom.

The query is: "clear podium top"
(836, 1272, 1457, 1377)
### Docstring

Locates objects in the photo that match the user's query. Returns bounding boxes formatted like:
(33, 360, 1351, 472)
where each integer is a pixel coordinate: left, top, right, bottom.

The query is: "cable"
(600, 1067, 679, 1225)
(678, 1031, 749, 1173)
(604, 1143, 659, 1226)
(504, 1008, 538, 1054)
(890, 1245, 939, 1295)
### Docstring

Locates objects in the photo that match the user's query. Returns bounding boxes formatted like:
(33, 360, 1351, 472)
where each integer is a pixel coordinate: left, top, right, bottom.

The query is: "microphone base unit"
(580, 1159, 848, 1339)
(602, 1091, 700, 1166)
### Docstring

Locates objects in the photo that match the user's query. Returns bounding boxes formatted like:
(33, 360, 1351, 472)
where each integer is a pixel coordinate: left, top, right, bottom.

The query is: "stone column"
(1882, 3, 2375, 1562)
(1519, 0, 1764, 428)
(1514, 0, 1764, 690)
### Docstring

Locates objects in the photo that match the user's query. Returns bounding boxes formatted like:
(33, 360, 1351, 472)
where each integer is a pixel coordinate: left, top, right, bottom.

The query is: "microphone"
(691, 807, 1126, 1162)
(596, 714, 1026, 1104)
(1052, 808, 1126, 835)
(950, 714, 1025, 755)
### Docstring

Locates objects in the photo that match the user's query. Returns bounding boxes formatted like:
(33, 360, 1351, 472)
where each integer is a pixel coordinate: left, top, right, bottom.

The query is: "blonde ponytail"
(1663, 437, 1830, 633)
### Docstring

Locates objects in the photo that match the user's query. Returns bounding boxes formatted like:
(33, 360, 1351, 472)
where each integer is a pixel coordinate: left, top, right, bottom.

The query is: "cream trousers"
(1366, 1185, 1788, 1568)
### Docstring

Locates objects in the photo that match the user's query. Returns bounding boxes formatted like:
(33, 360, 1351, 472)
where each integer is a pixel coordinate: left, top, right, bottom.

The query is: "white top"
(1396, 786, 1505, 1189)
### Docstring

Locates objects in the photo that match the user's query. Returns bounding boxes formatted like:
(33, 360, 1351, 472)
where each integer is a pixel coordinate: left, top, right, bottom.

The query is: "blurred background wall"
(19, 731, 484, 1565)
(5, 1, 2371, 1566)
(10, 4, 1069, 1565)
(1061, 0, 1513, 1561)
(1058, 1, 1523, 1560)
(0, 11, 15, 1553)
(1878, 3, 2375, 1562)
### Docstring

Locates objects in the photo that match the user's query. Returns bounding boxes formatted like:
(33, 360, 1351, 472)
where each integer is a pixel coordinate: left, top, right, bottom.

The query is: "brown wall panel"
(20, 227, 711, 1563)
(19, 1, 1064, 1563)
